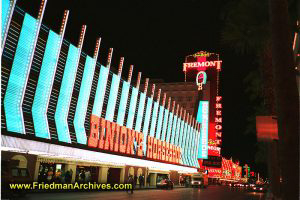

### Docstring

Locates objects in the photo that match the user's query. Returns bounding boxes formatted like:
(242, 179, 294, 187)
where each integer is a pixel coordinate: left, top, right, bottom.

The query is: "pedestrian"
(139, 175, 143, 188)
(65, 170, 71, 183)
(79, 170, 85, 183)
(147, 175, 150, 187)
(134, 175, 138, 187)
(127, 175, 134, 194)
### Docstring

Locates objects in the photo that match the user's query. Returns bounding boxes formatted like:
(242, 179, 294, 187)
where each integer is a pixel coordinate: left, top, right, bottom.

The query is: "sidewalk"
(134, 185, 185, 190)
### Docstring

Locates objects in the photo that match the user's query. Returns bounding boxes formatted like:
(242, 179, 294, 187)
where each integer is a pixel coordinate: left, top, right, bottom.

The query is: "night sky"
(18, 0, 262, 174)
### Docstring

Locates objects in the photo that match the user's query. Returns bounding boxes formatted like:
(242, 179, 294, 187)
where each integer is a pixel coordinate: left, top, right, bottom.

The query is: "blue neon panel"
(195, 131, 200, 167)
(166, 112, 174, 143)
(134, 93, 146, 132)
(185, 124, 191, 165)
(142, 97, 153, 153)
(2, 0, 10, 41)
(92, 65, 109, 117)
(32, 30, 61, 139)
(4, 14, 38, 134)
(74, 56, 96, 144)
(187, 125, 194, 166)
(181, 122, 188, 165)
(161, 109, 169, 141)
(105, 74, 121, 122)
(126, 87, 139, 129)
(170, 115, 177, 144)
(174, 118, 181, 146)
(149, 101, 159, 137)
(197, 101, 209, 159)
(116, 81, 130, 126)
(178, 118, 185, 147)
(155, 106, 164, 140)
(190, 127, 196, 166)
(55, 44, 80, 143)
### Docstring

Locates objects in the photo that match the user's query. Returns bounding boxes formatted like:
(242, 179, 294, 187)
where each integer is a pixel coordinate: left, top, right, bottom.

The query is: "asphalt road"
(9, 185, 266, 200)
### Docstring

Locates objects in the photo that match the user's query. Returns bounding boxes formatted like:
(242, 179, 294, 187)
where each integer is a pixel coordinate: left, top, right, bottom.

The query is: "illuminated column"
(105, 57, 124, 122)
(149, 89, 161, 137)
(166, 101, 175, 143)
(74, 38, 100, 144)
(120, 167, 125, 183)
(134, 78, 149, 132)
(65, 163, 76, 183)
(178, 110, 186, 148)
(191, 119, 197, 167)
(197, 101, 209, 159)
(55, 25, 86, 143)
(161, 97, 171, 141)
(184, 115, 192, 166)
(126, 72, 141, 129)
(92, 48, 113, 117)
(33, 161, 41, 181)
(32, 11, 69, 139)
(170, 104, 179, 145)
(1, 0, 16, 52)
(98, 167, 109, 183)
(4, 0, 47, 134)
(182, 112, 189, 165)
(187, 118, 195, 166)
(174, 107, 183, 146)
(142, 84, 155, 154)
(155, 93, 166, 140)
(117, 64, 133, 125)
(195, 123, 201, 167)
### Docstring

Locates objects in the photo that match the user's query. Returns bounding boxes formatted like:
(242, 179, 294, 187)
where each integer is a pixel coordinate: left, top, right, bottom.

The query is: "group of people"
(38, 167, 73, 184)
(126, 174, 145, 194)
(78, 169, 92, 183)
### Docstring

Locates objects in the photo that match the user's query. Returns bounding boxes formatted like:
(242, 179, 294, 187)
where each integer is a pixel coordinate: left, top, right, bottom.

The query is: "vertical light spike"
(144, 78, 149, 93)
(167, 97, 171, 110)
(179, 106, 183, 119)
(93, 37, 101, 60)
(127, 65, 134, 83)
(176, 104, 180, 116)
(37, 0, 47, 20)
(59, 10, 69, 35)
(106, 48, 113, 70)
(118, 57, 124, 76)
(171, 100, 176, 113)
(162, 93, 167, 107)
(157, 89, 161, 102)
(78, 25, 86, 49)
(150, 84, 155, 98)
(135, 72, 142, 89)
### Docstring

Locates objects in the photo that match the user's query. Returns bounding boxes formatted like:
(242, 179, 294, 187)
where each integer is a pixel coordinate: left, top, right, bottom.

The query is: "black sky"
(17, 0, 262, 174)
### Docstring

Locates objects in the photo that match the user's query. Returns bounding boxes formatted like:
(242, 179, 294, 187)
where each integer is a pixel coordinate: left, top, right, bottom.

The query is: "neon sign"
(183, 60, 222, 72)
(196, 71, 207, 90)
(88, 115, 182, 164)
(197, 101, 209, 159)
(215, 96, 222, 146)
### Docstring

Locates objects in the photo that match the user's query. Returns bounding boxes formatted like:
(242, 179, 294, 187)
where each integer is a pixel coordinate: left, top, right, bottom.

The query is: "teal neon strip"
(149, 101, 159, 137)
(165, 112, 173, 143)
(155, 106, 164, 140)
(134, 93, 146, 132)
(190, 127, 195, 166)
(105, 74, 121, 122)
(170, 115, 177, 144)
(126, 87, 138, 129)
(2, 0, 10, 41)
(174, 118, 181, 146)
(178, 118, 185, 147)
(185, 124, 191, 165)
(117, 81, 130, 126)
(55, 44, 80, 143)
(197, 101, 209, 159)
(4, 14, 38, 134)
(142, 97, 153, 153)
(161, 109, 169, 141)
(187, 125, 194, 166)
(74, 56, 96, 144)
(92, 65, 109, 117)
(181, 121, 188, 165)
(32, 30, 61, 139)
(195, 131, 200, 167)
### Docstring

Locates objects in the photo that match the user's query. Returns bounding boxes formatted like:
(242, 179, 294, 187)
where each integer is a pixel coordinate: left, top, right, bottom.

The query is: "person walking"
(139, 175, 143, 188)
(126, 175, 134, 194)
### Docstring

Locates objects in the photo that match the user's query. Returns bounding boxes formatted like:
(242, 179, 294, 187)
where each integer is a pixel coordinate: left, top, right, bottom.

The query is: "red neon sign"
(183, 60, 222, 72)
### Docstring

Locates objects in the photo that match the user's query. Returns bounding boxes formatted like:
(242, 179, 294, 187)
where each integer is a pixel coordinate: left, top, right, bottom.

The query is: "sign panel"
(197, 101, 209, 159)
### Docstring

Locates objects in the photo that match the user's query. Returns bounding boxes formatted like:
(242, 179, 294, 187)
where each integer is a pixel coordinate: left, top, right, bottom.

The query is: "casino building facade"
(1, 0, 202, 186)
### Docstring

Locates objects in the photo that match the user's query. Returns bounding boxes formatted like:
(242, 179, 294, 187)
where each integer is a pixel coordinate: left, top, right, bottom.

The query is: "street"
(19, 186, 265, 200)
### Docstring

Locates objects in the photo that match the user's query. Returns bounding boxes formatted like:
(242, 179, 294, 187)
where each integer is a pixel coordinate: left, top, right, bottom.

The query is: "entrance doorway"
(107, 168, 121, 184)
